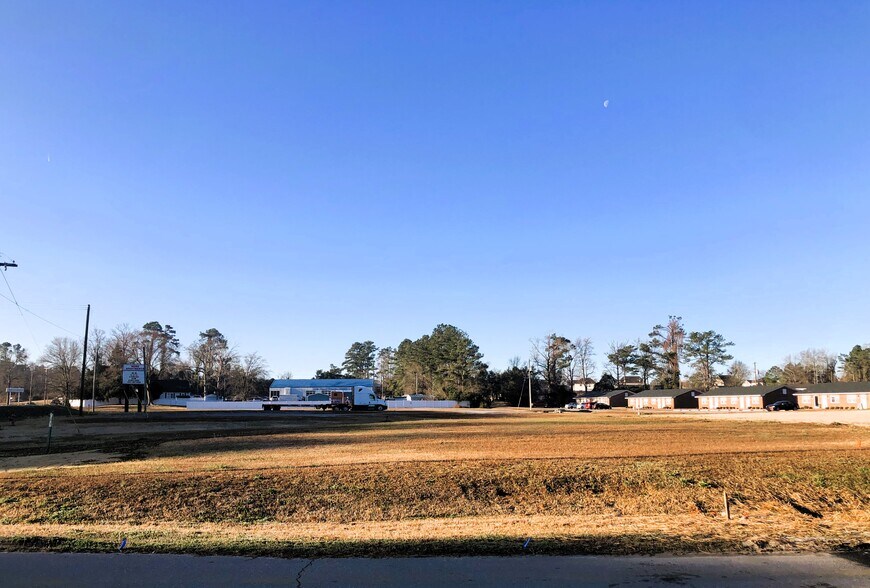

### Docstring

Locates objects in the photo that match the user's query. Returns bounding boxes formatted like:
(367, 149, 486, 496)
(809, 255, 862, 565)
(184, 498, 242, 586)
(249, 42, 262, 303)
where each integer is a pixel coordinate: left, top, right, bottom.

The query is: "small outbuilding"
(627, 388, 699, 410)
(794, 382, 870, 410)
(698, 385, 797, 410)
(579, 389, 633, 407)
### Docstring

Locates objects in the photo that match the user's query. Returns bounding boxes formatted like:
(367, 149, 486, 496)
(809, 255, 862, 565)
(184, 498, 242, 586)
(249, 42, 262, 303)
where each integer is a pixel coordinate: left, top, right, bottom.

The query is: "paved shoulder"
(0, 553, 866, 587)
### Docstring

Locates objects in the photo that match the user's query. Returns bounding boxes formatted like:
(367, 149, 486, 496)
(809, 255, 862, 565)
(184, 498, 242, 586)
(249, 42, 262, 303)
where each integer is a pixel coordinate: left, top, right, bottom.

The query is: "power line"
(0, 274, 79, 337)
(0, 268, 41, 352)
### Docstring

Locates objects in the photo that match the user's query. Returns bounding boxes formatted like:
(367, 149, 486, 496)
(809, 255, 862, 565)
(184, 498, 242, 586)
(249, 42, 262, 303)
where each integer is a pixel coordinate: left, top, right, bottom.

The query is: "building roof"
(798, 381, 870, 394)
(700, 385, 796, 397)
(581, 389, 633, 399)
(630, 388, 699, 398)
(269, 378, 374, 389)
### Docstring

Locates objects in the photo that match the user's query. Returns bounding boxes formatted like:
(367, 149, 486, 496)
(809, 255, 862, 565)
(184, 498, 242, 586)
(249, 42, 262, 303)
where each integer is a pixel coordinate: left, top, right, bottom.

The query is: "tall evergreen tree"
(341, 341, 378, 378)
(683, 330, 734, 391)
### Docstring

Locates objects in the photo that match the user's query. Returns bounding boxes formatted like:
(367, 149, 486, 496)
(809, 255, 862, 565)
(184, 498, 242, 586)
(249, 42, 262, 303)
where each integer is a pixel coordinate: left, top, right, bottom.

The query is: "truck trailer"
(262, 378, 387, 412)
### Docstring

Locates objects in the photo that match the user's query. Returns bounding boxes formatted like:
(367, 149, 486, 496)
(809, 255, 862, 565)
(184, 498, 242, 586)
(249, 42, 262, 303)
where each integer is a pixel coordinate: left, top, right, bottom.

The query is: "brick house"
(627, 389, 699, 410)
(794, 382, 870, 409)
(578, 389, 633, 407)
(698, 385, 797, 410)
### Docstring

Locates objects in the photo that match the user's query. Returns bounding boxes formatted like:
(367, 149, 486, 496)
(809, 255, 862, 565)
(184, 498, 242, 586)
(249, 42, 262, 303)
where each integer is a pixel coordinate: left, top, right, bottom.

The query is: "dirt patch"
(0, 410, 867, 557)
(0, 452, 866, 525)
(635, 408, 870, 427)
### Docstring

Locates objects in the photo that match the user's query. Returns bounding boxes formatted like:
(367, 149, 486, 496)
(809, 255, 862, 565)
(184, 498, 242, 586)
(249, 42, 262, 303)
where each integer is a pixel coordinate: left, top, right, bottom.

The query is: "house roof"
(701, 385, 796, 397)
(581, 389, 633, 399)
(630, 388, 699, 398)
(798, 381, 870, 394)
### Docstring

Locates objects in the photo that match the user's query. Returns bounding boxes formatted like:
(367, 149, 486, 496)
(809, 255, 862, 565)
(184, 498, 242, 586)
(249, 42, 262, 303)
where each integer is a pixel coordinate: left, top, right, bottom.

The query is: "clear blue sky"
(1, 1, 868, 378)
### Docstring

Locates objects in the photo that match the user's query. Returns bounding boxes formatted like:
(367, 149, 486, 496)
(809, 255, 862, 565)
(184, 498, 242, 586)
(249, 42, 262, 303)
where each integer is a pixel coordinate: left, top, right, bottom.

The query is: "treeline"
(321, 317, 738, 406)
(0, 322, 272, 404)
(315, 317, 870, 407)
(315, 324, 488, 402)
(3, 316, 869, 407)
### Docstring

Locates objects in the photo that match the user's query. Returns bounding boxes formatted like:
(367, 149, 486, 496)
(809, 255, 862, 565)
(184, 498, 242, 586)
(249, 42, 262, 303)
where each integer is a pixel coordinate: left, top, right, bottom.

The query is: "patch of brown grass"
(0, 412, 867, 556)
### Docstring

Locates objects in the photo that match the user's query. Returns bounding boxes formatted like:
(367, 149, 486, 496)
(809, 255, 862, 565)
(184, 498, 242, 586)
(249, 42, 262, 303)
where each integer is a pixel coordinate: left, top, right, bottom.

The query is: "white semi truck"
(262, 378, 387, 412)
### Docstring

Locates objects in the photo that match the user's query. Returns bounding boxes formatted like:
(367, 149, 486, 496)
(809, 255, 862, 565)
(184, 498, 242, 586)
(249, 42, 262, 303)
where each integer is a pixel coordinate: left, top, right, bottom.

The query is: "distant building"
(579, 389, 633, 407)
(269, 378, 375, 399)
(405, 393, 434, 401)
(794, 382, 870, 409)
(618, 376, 643, 388)
(627, 389, 699, 410)
(571, 378, 596, 393)
(698, 385, 797, 410)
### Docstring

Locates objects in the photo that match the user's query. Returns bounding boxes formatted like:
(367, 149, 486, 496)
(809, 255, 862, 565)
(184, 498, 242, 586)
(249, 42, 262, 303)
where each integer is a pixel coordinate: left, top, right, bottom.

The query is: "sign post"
(6, 387, 25, 404)
(122, 364, 146, 386)
(123, 364, 146, 413)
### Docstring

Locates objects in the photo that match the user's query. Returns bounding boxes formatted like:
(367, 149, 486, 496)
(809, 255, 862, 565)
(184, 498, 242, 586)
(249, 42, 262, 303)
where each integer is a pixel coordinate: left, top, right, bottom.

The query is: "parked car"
(564, 401, 578, 410)
(765, 400, 798, 411)
(591, 402, 612, 410)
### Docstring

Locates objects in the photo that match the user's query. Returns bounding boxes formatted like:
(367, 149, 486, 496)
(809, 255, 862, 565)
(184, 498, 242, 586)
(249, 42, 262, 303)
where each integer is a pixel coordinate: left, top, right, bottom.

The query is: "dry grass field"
(0, 409, 868, 556)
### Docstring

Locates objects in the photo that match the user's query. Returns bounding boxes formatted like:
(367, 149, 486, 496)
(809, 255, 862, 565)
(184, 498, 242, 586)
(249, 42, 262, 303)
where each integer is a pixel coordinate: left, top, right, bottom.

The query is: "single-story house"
(794, 382, 870, 410)
(627, 389, 699, 410)
(698, 385, 797, 410)
(579, 389, 633, 407)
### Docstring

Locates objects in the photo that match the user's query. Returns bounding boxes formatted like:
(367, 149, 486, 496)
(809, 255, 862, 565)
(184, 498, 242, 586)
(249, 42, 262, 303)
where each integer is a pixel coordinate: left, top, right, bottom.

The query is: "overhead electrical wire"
(0, 269, 41, 349)
(0, 272, 79, 337)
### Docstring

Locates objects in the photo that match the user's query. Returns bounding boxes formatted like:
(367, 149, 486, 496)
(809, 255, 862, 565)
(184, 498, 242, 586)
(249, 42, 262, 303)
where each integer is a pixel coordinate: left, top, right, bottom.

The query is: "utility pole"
(142, 344, 149, 414)
(754, 362, 759, 385)
(528, 357, 533, 410)
(2, 258, 20, 403)
(91, 351, 98, 414)
(78, 304, 90, 416)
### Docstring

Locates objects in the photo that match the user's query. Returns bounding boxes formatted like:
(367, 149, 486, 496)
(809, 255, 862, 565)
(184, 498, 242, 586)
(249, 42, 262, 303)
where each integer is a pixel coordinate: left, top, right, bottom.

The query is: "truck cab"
(353, 387, 388, 411)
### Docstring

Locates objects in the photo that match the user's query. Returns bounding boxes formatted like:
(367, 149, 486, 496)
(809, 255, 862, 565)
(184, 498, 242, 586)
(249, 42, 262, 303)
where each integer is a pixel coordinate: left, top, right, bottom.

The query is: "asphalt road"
(0, 552, 866, 587)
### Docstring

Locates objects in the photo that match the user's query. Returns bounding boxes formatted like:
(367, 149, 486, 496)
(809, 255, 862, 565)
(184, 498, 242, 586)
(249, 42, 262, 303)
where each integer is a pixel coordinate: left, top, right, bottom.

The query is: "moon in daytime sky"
(603, 100, 609, 108)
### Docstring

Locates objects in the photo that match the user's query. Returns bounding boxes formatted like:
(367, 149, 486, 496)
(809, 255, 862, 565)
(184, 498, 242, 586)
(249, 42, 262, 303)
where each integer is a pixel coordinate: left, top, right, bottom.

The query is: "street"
(0, 552, 866, 587)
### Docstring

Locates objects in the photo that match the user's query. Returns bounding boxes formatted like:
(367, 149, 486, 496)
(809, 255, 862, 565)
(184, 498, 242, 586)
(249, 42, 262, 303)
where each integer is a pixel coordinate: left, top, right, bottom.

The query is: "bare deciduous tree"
(40, 337, 82, 400)
(239, 352, 269, 400)
(649, 316, 685, 388)
(727, 360, 751, 386)
(573, 339, 596, 392)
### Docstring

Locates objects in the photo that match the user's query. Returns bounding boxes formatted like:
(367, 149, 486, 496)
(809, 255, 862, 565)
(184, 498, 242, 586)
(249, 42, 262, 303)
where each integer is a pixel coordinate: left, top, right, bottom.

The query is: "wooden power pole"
(78, 304, 90, 416)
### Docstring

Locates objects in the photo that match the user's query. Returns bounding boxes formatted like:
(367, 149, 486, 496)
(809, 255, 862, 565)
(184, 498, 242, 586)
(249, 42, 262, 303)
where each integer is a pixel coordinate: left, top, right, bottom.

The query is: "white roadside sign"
(122, 363, 146, 385)
(6, 387, 24, 400)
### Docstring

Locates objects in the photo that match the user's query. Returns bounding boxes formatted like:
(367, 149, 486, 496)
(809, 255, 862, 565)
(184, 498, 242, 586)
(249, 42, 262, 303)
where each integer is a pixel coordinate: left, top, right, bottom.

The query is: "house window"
(847, 395, 857, 403)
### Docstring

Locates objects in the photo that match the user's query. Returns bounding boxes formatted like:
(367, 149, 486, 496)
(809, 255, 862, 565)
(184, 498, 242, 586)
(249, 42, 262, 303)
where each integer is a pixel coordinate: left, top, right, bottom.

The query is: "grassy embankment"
(0, 410, 868, 556)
